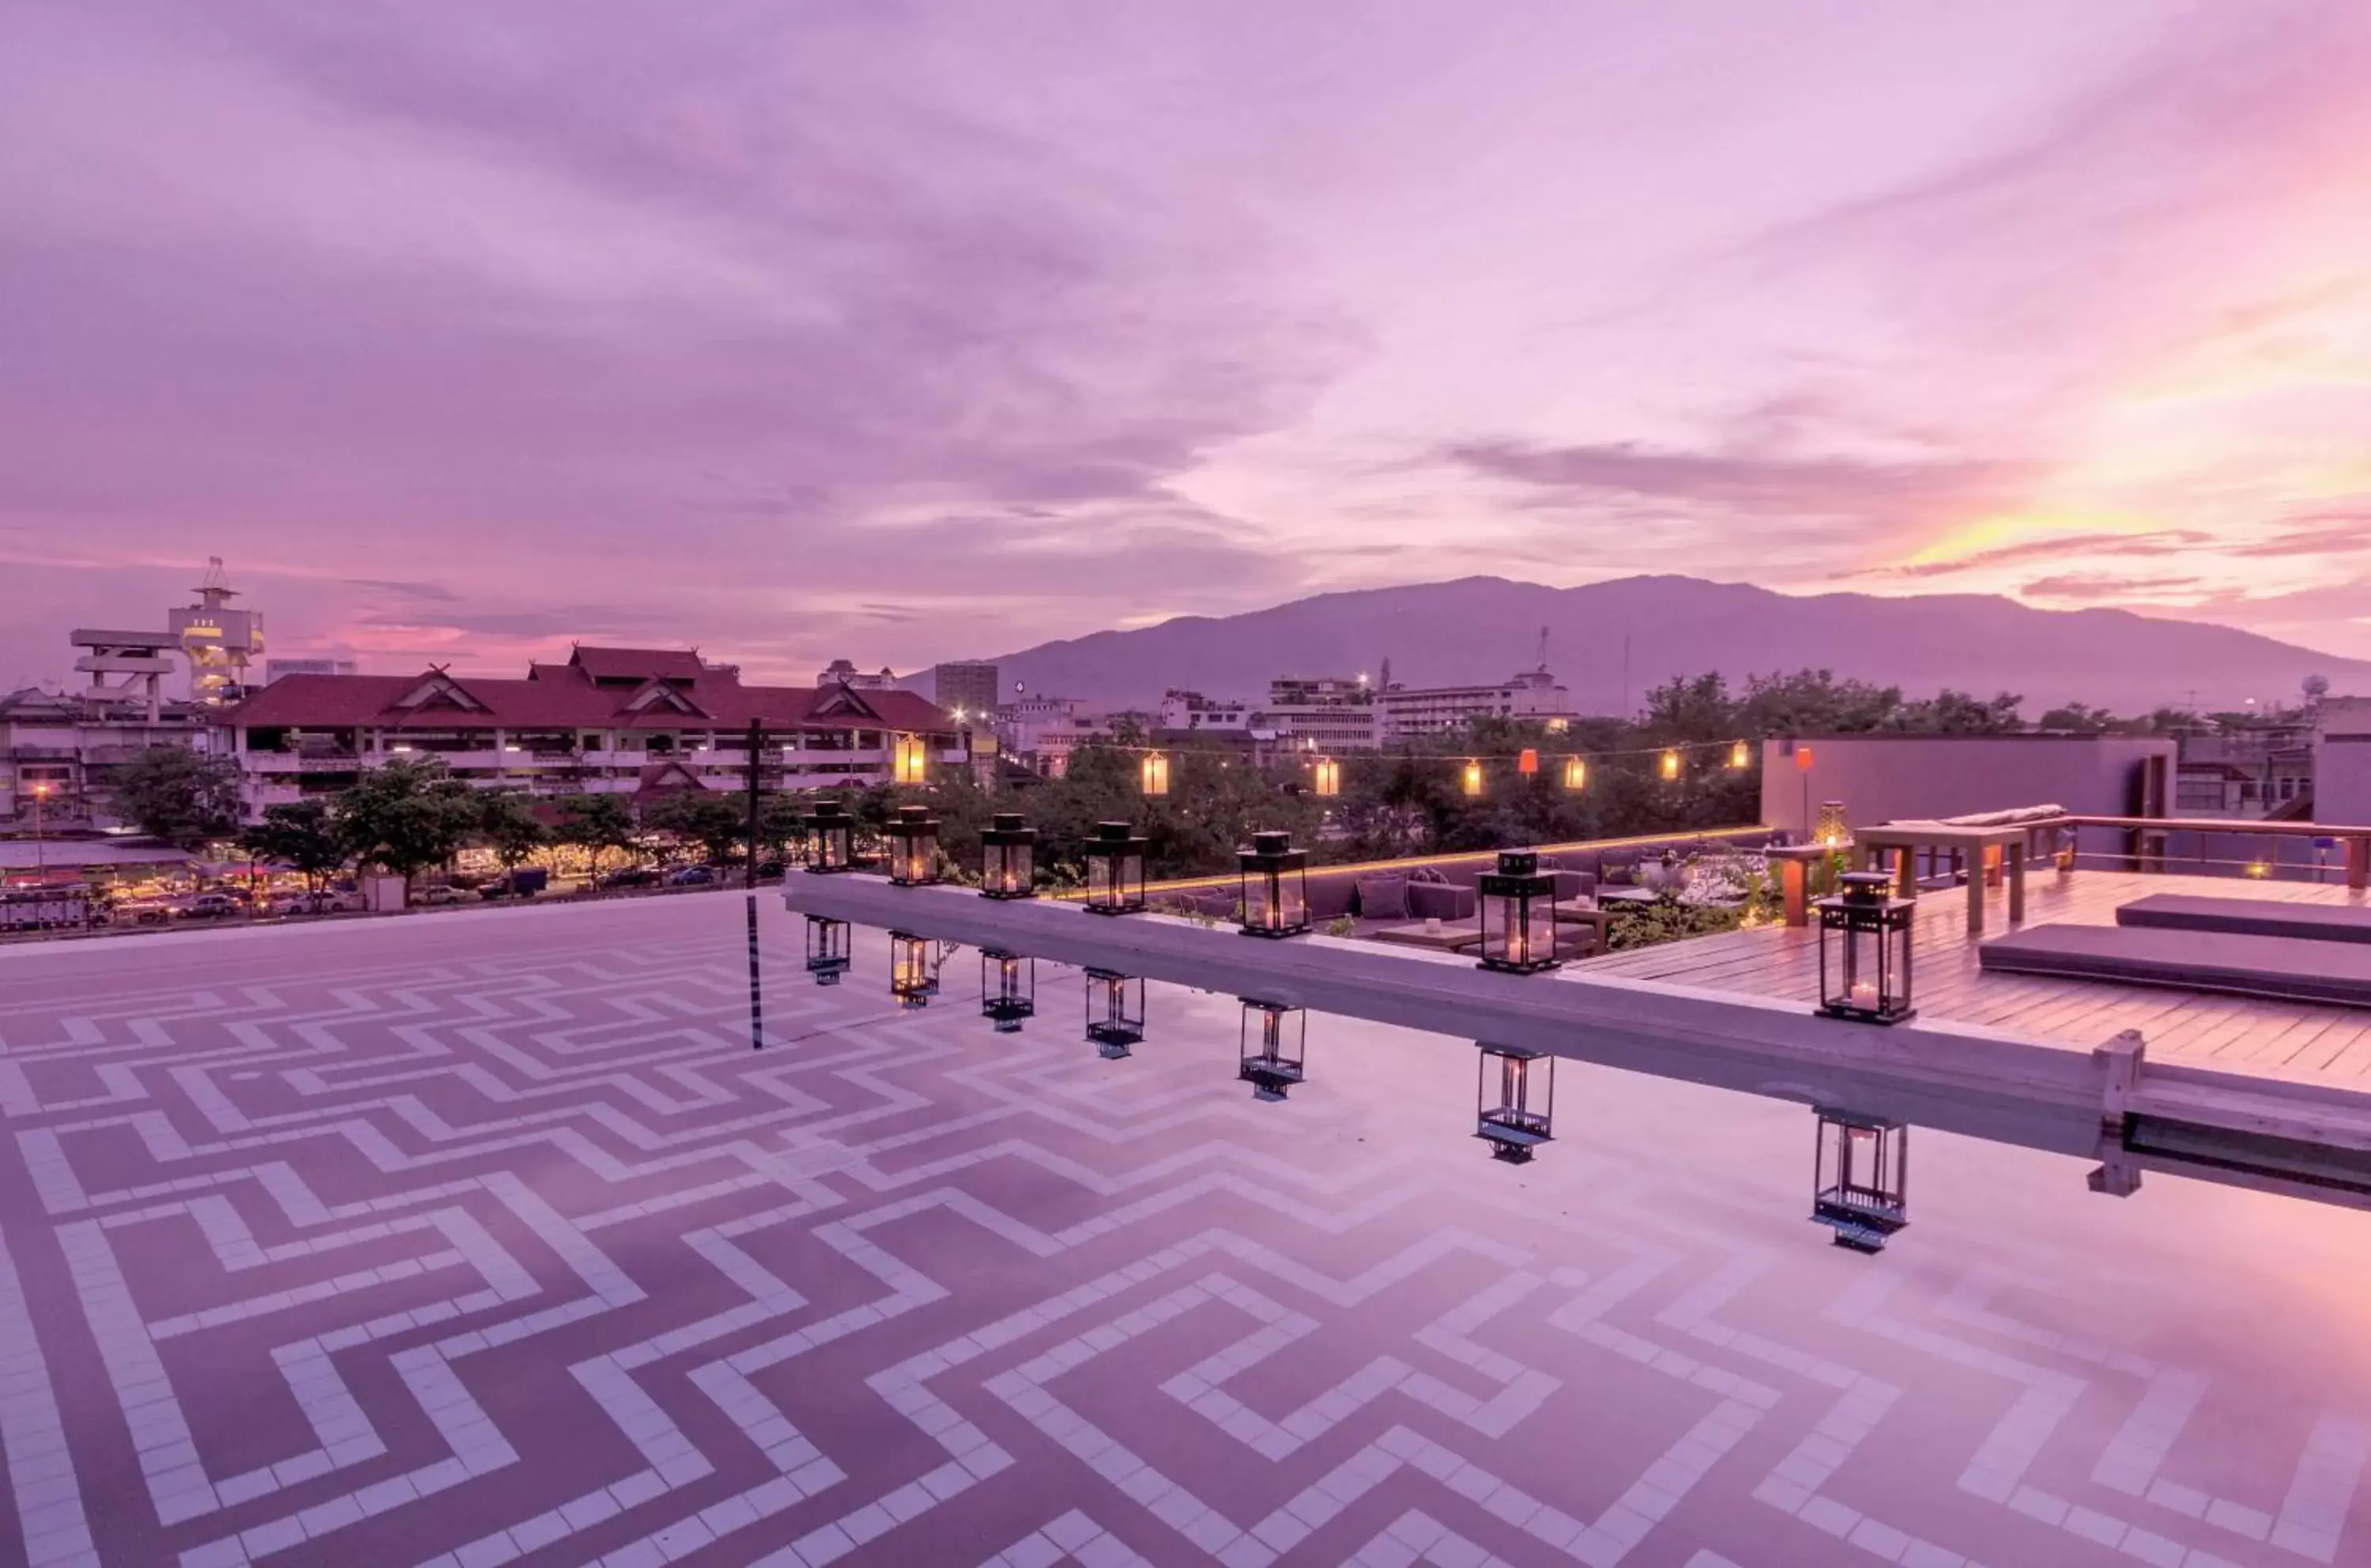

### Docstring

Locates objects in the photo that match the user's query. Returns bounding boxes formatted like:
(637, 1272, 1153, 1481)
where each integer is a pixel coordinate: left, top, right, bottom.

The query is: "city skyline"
(7, 2, 2371, 688)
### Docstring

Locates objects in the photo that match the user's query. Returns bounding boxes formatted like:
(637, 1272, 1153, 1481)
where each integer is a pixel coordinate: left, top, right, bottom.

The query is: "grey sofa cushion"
(1408, 881, 1476, 921)
(1355, 875, 1410, 921)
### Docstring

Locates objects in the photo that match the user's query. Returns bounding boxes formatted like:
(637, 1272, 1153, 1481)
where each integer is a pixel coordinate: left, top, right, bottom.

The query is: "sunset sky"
(6, 2, 2371, 688)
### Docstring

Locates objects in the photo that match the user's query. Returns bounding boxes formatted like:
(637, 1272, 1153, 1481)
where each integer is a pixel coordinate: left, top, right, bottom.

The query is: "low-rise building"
(221, 646, 960, 816)
(1, 686, 214, 833)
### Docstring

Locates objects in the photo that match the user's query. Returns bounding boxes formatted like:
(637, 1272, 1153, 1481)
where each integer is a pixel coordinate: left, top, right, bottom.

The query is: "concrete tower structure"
(168, 557, 264, 705)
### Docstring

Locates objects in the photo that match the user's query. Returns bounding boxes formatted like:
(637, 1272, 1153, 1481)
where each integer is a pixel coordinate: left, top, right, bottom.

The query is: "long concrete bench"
(2115, 894, 2371, 946)
(1980, 922, 2371, 1008)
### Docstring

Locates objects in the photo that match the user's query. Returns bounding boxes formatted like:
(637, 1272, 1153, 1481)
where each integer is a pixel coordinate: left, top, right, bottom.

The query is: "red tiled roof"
(569, 646, 707, 683)
(224, 655, 955, 737)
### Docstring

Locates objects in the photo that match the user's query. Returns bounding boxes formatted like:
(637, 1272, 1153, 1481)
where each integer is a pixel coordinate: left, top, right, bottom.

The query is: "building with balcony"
(220, 646, 962, 816)
(1, 685, 215, 832)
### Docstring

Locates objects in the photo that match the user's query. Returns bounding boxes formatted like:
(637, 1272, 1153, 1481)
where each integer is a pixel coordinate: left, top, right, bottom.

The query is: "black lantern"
(803, 914, 850, 986)
(1084, 968, 1144, 1058)
(1812, 1108, 1908, 1253)
(981, 949, 1035, 1033)
(883, 805, 940, 887)
(1082, 821, 1147, 915)
(1817, 872, 1915, 1023)
(981, 812, 1036, 900)
(1478, 850, 1560, 974)
(1476, 1043, 1554, 1163)
(1238, 999, 1306, 1101)
(888, 930, 940, 1009)
(803, 801, 856, 874)
(1237, 831, 1310, 938)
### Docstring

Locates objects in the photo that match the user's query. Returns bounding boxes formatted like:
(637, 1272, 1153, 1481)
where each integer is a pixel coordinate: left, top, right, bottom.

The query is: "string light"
(1312, 757, 1341, 797)
(1561, 756, 1586, 791)
(1728, 740, 1750, 770)
(1140, 752, 1170, 797)
(1461, 760, 1485, 797)
(1517, 748, 1539, 776)
(1660, 748, 1681, 782)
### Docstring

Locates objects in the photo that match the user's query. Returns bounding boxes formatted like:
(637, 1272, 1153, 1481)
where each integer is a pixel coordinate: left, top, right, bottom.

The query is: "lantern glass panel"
(884, 805, 940, 887)
(981, 949, 1035, 1032)
(1238, 1000, 1306, 1100)
(1477, 850, 1560, 974)
(803, 915, 850, 986)
(1083, 823, 1147, 914)
(803, 804, 855, 873)
(1816, 876, 1915, 1023)
(1476, 1043, 1553, 1162)
(1084, 969, 1145, 1057)
(888, 931, 939, 1008)
(980, 812, 1037, 899)
(1238, 831, 1310, 938)
(1813, 1109, 1908, 1252)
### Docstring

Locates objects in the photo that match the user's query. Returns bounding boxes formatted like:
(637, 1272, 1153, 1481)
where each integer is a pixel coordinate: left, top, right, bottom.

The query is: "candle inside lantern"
(1850, 981, 1877, 1008)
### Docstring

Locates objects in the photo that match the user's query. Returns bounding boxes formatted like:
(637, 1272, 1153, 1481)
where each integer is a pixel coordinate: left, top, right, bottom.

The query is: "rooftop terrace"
(5, 893, 2362, 1565)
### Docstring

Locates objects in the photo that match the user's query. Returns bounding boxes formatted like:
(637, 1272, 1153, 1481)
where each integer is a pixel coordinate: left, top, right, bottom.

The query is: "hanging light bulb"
(1561, 756, 1586, 791)
(1660, 748, 1681, 782)
(1461, 760, 1484, 797)
(1729, 740, 1750, 770)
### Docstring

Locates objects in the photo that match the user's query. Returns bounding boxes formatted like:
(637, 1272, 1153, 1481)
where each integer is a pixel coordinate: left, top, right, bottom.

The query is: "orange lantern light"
(1729, 740, 1750, 770)
(892, 733, 929, 786)
(1795, 745, 1815, 772)
(1659, 748, 1681, 782)
(1461, 760, 1484, 797)
(1312, 757, 1341, 797)
(1517, 748, 1539, 776)
(1140, 752, 1170, 797)
(1561, 756, 1586, 791)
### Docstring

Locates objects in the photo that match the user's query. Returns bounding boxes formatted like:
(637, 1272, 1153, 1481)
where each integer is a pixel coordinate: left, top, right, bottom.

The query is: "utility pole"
(744, 718, 764, 1051)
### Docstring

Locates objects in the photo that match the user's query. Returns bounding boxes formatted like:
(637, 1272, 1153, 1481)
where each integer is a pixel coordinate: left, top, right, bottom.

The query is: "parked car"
(412, 884, 473, 906)
(184, 892, 243, 919)
(480, 867, 550, 899)
(596, 868, 660, 890)
(109, 898, 173, 926)
(270, 891, 348, 917)
(666, 865, 718, 887)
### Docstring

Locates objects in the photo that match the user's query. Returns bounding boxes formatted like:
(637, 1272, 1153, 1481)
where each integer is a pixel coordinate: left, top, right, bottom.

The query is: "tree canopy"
(113, 746, 246, 850)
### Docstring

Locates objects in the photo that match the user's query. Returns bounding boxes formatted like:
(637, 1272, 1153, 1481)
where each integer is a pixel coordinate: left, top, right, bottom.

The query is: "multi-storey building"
(933, 661, 999, 724)
(1, 685, 214, 832)
(1259, 675, 1378, 752)
(222, 646, 961, 817)
(1377, 667, 1578, 739)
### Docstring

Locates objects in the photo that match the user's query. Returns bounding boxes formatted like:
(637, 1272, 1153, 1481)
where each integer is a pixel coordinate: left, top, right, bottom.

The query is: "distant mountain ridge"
(933, 575, 2371, 717)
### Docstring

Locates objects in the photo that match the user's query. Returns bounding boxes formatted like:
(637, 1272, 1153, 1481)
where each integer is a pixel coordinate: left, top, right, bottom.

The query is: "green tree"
(1894, 688, 2024, 733)
(643, 790, 746, 865)
(2034, 702, 2118, 733)
(239, 801, 349, 891)
(476, 790, 549, 870)
(337, 759, 481, 880)
(557, 793, 637, 880)
(112, 745, 246, 850)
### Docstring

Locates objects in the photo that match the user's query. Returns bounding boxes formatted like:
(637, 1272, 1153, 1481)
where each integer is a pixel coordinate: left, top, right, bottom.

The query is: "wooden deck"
(1571, 870, 2371, 1084)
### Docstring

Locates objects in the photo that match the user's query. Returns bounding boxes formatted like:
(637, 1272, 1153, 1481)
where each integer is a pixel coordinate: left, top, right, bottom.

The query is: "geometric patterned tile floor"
(1, 894, 2366, 1568)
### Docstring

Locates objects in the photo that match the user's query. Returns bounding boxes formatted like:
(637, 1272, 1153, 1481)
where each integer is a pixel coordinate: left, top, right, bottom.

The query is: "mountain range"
(933, 576, 2369, 717)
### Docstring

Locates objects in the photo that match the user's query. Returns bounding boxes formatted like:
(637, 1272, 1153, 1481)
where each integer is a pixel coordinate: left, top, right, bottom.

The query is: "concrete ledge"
(787, 873, 2371, 1208)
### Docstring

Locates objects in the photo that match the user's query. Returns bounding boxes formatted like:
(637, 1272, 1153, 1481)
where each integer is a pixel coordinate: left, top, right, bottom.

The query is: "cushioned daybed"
(1979, 923, 2371, 1008)
(2115, 894, 2371, 946)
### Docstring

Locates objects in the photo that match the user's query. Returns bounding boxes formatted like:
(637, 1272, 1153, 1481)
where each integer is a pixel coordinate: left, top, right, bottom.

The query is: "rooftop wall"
(1759, 733, 2175, 838)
